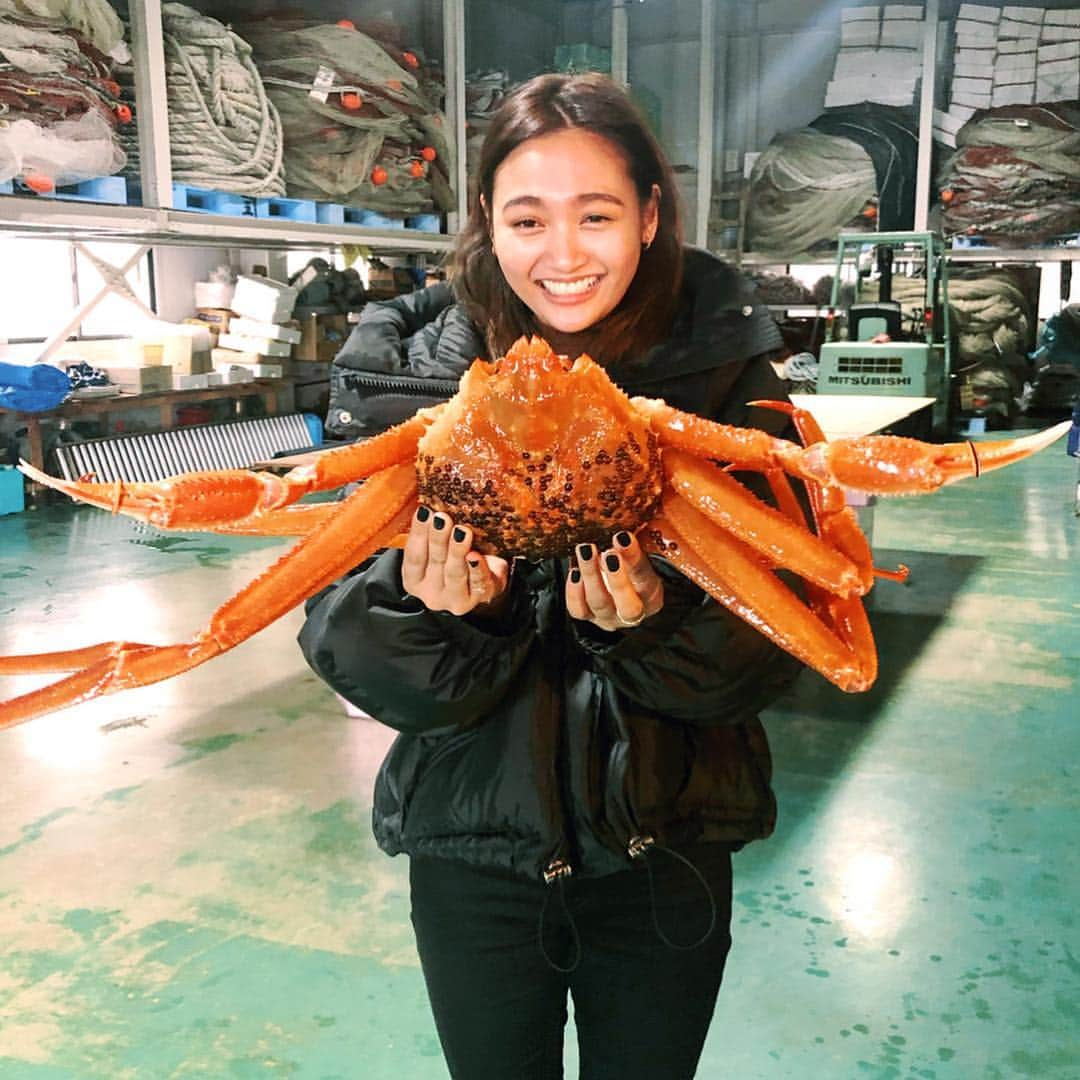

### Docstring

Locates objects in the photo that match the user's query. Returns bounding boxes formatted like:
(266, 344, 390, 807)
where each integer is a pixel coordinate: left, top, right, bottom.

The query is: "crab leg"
(0, 466, 418, 730)
(663, 449, 866, 596)
(643, 498, 875, 691)
(16, 414, 430, 532)
(641, 400, 1071, 496)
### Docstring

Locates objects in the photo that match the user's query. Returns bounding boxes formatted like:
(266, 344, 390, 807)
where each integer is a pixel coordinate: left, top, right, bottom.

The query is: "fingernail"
(615, 531, 632, 548)
(453, 526, 466, 543)
(467, 556, 480, 568)
(577, 544, 593, 562)
(570, 567, 581, 584)
(416, 506, 430, 522)
(605, 553, 620, 572)
(433, 515, 446, 531)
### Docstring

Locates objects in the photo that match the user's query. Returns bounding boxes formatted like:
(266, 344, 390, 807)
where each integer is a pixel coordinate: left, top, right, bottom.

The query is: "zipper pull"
(627, 833, 655, 860)
(543, 857, 573, 885)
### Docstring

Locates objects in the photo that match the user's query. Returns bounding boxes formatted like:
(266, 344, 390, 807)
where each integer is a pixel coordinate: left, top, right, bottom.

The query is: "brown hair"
(451, 72, 684, 364)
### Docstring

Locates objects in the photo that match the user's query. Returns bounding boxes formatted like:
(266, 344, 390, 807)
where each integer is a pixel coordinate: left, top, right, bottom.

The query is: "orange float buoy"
(941, 189, 955, 204)
(371, 166, 388, 185)
(23, 172, 55, 194)
(420, 146, 436, 162)
(341, 92, 363, 111)
(403, 51, 419, 68)
(337, 19, 355, 30)
(409, 161, 426, 179)
(115, 103, 133, 124)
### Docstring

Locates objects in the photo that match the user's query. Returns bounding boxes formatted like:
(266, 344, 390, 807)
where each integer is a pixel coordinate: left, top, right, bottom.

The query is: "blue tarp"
(0, 362, 71, 413)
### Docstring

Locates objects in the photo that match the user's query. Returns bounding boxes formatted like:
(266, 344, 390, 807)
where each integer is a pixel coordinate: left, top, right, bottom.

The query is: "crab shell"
(415, 338, 663, 559)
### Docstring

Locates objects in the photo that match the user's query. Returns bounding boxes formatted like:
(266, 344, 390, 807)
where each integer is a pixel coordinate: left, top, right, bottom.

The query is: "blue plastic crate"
(0, 179, 12, 195)
(315, 202, 346, 225)
(353, 209, 406, 230)
(173, 183, 255, 217)
(255, 195, 318, 223)
(42, 176, 128, 205)
(406, 214, 442, 233)
(0, 465, 25, 516)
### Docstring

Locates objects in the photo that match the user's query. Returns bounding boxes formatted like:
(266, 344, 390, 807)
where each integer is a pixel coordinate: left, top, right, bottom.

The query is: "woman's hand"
(402, 506, 511, 617)
(565, 531, 665, 632)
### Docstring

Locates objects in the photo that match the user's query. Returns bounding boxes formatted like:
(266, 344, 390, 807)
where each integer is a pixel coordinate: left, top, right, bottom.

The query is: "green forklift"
(816, 231, 953, 439)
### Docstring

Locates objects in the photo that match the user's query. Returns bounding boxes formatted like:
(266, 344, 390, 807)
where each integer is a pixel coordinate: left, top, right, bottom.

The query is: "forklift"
(816, 231, 953, 439)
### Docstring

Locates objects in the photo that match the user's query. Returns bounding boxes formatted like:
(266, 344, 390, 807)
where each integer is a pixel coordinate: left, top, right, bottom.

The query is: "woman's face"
(487, 128, 658, 338)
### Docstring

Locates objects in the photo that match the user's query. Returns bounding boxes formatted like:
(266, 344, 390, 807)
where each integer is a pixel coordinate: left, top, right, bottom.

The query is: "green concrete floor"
(0, 430, 1077, 1079)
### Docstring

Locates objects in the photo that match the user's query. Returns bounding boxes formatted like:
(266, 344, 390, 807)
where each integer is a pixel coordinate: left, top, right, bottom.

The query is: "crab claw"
(776, 421, 1072, 496)
(18, 459, 288, 529)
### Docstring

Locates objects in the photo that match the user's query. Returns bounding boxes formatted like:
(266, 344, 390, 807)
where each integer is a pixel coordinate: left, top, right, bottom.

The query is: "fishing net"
(0, 4, 129, 188)
(234, 19, 451, 214)
(938, 102, 1080, 245)
(746, 104, 919, 257)
(161, 3, 285, 197)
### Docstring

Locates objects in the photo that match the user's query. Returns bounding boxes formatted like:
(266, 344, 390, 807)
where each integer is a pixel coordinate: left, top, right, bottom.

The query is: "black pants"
(409, 844, 733, 1080)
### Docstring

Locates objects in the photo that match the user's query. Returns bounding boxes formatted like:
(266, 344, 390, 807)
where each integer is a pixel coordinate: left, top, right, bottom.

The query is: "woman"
(301, 73, 801, 1080)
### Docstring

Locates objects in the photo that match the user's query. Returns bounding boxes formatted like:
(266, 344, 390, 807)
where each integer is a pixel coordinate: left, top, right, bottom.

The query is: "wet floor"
(1, 430, 1077, 1078)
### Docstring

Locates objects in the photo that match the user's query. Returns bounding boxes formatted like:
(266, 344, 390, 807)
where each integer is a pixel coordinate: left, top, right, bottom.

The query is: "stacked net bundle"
(746, 104, 918, 257)
(235, 18, 452, 215)
(889, 267, 1035, 420)
(0, 0, 131, 189)
(161, 3, 284, 197)
(938, 101, 1080, 246)
(466, 69, 510, 179)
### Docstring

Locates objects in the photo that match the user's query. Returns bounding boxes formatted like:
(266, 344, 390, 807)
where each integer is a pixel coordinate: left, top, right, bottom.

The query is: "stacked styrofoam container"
(937, 4, 1080, 147)
(210, 275, 300, 382)
(826, 5, 924, 109)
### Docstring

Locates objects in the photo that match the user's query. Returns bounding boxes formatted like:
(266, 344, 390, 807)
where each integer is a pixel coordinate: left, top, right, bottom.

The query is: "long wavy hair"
(451, 72, 684, 364)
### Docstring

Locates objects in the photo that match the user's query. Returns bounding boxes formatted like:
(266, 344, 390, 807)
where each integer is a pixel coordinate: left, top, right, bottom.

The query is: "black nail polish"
(433, 515, 446, 531)
(605, 553, 620, 572)
(416, 506, 430, 522)
(467, 556, 480, 568)
(570, 567, 581, 584)
(577, 544, 593, 561)
(453, 526, 466, 543)
(615, 531, 632, 548)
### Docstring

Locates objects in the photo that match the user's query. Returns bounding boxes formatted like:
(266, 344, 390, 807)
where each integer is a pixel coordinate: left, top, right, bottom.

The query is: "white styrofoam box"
(933, 126, 956, 148)
(991, 83, 1035, 106)
(833, 46, 879, 79)
(227, 316, 303, 344)
(994, 56, 1037, 82)
(954, 57, 997, 77)
(1043, 9, 1080, 26)
(230, 274, 299, 324)
(952, 75, 993, 94)
(879, 19, 922, 47)
(1001, 5, 1043, 23)
(841, 6, 881, 21)
(884, 4, 922, 18)
(933, 108, 968, 136)
(950, 103, 977, 123)
(998, 17, 1042, 38)
(173, 373, 210, 390)
(194, 280, 235, 310)
(211, 362, 257, 384)
(206, 371, 224, 386)
(875, 46, 920, 76)
(957, 3, 999, 22)
(251, 363, 285, 379)
(1041, 24, 1080, 42)
(955, 47, 996, 65)
(954, 18, 998, 42)
(951, 88, 992, 108)
(1037, 70, 1080, 101)
(997, 38, 1037, 54)
(1039, 41, 1080, 62)
(1038, 56, 1080, 77)
(841, 20, 880, 46)
(217, 332, 292, 358)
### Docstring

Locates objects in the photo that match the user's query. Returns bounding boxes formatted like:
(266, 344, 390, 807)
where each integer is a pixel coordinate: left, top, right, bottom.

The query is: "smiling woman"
(305, 71, 794, 1080)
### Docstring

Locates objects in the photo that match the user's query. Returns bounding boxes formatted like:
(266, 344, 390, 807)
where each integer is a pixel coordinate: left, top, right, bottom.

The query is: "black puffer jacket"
(301, 248, 802, 883)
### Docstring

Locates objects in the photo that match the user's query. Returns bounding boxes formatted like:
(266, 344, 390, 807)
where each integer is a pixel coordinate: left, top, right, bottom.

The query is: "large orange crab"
(0, 336, 1069, 729)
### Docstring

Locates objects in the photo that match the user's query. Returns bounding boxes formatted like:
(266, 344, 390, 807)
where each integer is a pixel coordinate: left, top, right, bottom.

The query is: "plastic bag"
(0, 361, 71, 413)
(0, 112, 125, 188)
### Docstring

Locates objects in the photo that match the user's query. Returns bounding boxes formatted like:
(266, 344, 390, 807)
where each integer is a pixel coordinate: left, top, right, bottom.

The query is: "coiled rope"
(161, 3, 284, 196)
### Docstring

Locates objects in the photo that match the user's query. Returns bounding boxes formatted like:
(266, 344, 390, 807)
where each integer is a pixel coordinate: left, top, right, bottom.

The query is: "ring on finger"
(616, 609, 647, 628)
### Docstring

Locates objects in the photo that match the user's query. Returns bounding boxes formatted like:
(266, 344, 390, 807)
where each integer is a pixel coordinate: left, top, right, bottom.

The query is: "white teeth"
(541, 276, 598, 296)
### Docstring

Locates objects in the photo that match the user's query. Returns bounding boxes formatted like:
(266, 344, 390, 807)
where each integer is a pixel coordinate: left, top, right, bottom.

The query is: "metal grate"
(53, 414, 316, 482)
(834, 356, 906, 375)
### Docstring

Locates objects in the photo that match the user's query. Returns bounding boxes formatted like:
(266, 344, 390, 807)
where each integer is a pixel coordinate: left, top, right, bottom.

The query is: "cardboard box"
(102, 365, 174, 394)
(295, 314, 350, 363)
(231, 274, 299, 324)
(195, 308, 232, 338)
